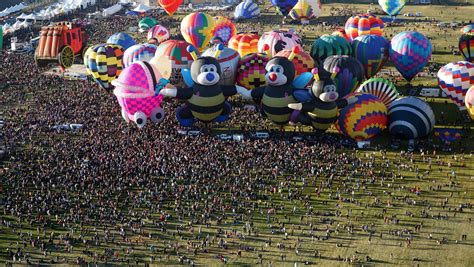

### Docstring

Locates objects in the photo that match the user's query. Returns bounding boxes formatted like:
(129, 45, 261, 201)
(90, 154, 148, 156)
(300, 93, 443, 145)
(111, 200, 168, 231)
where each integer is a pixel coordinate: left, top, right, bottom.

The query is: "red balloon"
(159, 0, 183, 16)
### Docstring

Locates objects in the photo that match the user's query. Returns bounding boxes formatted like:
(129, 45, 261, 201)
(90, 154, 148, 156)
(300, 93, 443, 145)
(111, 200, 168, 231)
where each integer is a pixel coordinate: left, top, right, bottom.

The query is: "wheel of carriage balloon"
(58, 45, 75, 69)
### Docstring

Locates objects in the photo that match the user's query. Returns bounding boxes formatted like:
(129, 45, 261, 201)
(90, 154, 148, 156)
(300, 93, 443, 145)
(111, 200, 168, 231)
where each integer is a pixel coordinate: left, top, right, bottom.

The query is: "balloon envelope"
(236, 53, 270, 90)
(289, 0, 322, 23)
(229, 33, 260, 57)
(356, 77, 399, 107)
(389, 31, 432, 81)
(153, 40, 194, 88)
(345, 14, 384, 42)
(323, 55, 365, 98)
(459, 33, 474, 63)
(159, 0, 183, 16)
(352, 34, 389, 78)
(466, 86, 474, 119)
(85, 43, 125, 91)
(275, 48, 315, 77)
(258, 30, 302, 56)
(180, 12, 216, 52)
(271, 0, 298, 16)
(139, 17, 158, 31)
(378, 0, 406, 16)
(310, 35, 352, 65)
(234, 0, 260, 20)
(123, 43, 157, 68)
(213, 16, 236, 46)
(147, 25, 170, 45)
(388, 97, 435, 139)
(107, 32, 135, 50)
(437, 61, 474, 110)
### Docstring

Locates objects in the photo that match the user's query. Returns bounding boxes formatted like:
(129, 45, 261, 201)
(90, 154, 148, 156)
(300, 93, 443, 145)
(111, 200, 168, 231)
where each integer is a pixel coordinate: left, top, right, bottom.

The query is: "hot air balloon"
(378, 0, 406, 16)
(437, 61, 474, 110)
(336, 93, 388, 141)
(289, 0, 322, 24)
(257, 30, 302, 57)
(139, 17, 158, 32)
(466, 86, 474, 119)
(234, 0, 261, 20)
(213, 16, 236, 46)
(271, 0, 298, 16)
(352, 34, 389, 78)
(0, 27, 3, 50)
(84, 43, 124, 91)
(275, 48, 315, 77)
(107, 32, 135, 50)
(356, 77, 399, 107)
(389, 31, 432, 82)
(123, 43, 157, 68)
(236, 53, 270, 90)
(461, 24, 474, 35)
(434, 128, 463, 144)
(147, 25, 170, 45)
(152, 40, 194, 88)
(202, 45, 240, 86)
(228, 33, 260, 57)
(345, 14, 384, 42)
(388, 97, 435, 139)
(331, 28, 350, 42)
(310, 35, 352, 65)
(323, 55, 365, 98)
(459, 33, 474, 63)
(180, 12, 216, 52)
(159, 0, 183, 16)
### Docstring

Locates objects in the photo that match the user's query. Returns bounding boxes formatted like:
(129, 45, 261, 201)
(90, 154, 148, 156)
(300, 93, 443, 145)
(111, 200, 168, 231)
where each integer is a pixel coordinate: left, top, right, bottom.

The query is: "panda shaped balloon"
(159, 44, 248, 126)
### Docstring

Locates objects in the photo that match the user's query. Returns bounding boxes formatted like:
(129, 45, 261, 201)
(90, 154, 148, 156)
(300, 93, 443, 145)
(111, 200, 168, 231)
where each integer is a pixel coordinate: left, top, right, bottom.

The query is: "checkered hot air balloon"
(152, 40, 194, 88)
(344, 14, 384, 42)
(356, 78, 399, 107)
(388, 97, 435, 139)
(459, 33, 474, 63)
(336, 93, 388, 141)
(352, 34, 389, 79)
(180, 12, 216, 52)
(236, 53, 270, 90)
(147, 25, 170, 45)
(310, 35, 352, 65)
(437, 61, 474, 111)
(84, 43, 124, 91)
(228, 33, 260, 57)
(389, 31, 432, 82)
(378, 0, 406, 16)
(258, 30, 302, 57)
(212, 16, 236, 46)
(275, 48, 315, 77)
(123, 44, 157, 68)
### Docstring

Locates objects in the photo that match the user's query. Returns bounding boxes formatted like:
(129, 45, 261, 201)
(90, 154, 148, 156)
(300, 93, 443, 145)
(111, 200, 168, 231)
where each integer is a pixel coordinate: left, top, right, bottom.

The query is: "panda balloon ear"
(187, 45, 199, 61)
(288, 46, 300, 61)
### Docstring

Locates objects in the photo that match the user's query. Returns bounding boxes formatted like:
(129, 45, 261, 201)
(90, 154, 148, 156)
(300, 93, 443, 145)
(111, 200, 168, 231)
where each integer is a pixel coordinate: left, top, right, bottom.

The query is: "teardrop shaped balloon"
(159, 0, 183, 16)
(378, 0, 406, 16)
(180, 12, 216, 52)
(459, 33, 474, 63)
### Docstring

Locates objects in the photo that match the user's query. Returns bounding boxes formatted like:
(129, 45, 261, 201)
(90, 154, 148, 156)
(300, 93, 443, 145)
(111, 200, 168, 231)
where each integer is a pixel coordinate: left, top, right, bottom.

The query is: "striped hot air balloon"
(123, 44, 157, 68)
(389, 31, 432, 81)
(466, 86, 474, 120)
(257, 30, 302, 56)
(310, 35, 352, 65)
(212, 16, 236, 46)
(84, 43, 124, 91)
(437, 61, 474, 110)
(289, 0, 322, 24)
(459, 33, 474, 63)
(336, 93, 388, 141)
(180, 12, 216, 52)
(388, 97, 435, 139)
(236, 53, 270, 90)
(228, 33, 260, 57)
(356, 77, 399, 107)
(323, 55, 365, 98)
(234, 0, 260, 20)
(352, 34, 389, 78)
(147, 25, 170, 45)
(378, 0, 406, 16)
(345, 14, 384, 42)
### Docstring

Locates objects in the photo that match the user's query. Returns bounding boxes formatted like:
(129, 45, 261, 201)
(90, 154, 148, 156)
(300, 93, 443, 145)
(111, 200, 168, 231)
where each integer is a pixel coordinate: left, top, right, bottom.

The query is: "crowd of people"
(1, 4, 473, 266)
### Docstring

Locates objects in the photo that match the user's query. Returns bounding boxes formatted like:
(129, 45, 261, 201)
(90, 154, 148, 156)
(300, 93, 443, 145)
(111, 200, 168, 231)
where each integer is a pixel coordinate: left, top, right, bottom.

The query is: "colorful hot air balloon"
(437, 61, 474, 110)
(123, 44, 157, 68)
(289, 0, 322, 24)
(234, 0, 261, 20)
(139, 17, 158, 32)
(434, 128, 463, 144)
(107, 32, 135, 50)
(356, 77, 399, 107)
(388, 97, 435, 139)
(236, 53, 270, 90)
(180, 12, 216, 52)
(147, 25, 170, 45)
(345, 14, 384, 42)
(331, 28, 350, 42)
(159, 0, 183, 16)
(275, 48, 315, 77)
(271, 0, 298, 16)
(323, 55, 365, 98)
(352, 34, 389, 78)
(378, 0, 406, 16)
(212, 16, 236, 46)
(202, 45, 240, 86)
(459, 33, 474, 63)
(466, 86, 474, 119)
(389, 31, 432, 82)
(85, 43, 124, 91)
(310, 35, 352, 65)
(152, 40, 194, 88)
(461, 24, 474, 35)
(336, 93, 388, 141)
(228, 33, 260, 57)
(258, 30, 302, 56)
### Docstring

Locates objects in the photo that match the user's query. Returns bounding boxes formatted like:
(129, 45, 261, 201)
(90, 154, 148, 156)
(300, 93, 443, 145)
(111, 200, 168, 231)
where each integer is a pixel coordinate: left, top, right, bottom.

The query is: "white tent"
(0, 3, 27, 18)
(103, 4, 122, 17)
(133, 4, 151, 13)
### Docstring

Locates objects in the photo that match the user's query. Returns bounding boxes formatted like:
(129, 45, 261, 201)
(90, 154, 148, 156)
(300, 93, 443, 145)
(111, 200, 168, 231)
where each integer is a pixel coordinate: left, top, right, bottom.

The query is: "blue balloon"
(107, 32, 136, 50)
(234, 0, 261, 20)
(378, 0, 406, 16)
(271, 0, 298, 16)
(388, 97, 435, 139)
(352, 34, 389, 79)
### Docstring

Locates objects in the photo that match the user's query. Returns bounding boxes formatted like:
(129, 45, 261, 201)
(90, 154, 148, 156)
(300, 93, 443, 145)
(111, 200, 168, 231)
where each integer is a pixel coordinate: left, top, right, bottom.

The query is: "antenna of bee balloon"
(187, 45, 199, 61)
(312, 68, 320, 82)
(288, 46, 300, 61)
(330, 66, 339, 80)
(214, 43, 224, 58)
(262, 44, 271, 56)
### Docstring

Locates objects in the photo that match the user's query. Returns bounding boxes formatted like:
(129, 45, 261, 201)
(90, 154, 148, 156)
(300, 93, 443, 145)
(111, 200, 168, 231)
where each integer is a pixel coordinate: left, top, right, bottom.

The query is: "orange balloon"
(159, 0, 183, 16)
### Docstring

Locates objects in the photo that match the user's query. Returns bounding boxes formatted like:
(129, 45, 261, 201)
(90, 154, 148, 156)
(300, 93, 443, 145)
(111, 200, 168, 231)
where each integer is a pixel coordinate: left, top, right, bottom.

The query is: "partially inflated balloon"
(159, 0, 183, 16)
(147, 25, 170, 45)
(336, 93, 388, 141)
(389, 31, 432, 81)
(466, 86, 474, 119)
(323, 55, 365, 98)
(152, 40, 194, 88)
(234, 0, 261, 20)
(107, 32, 135, 50)
(123, 43, 157, 68)
(258, 30, 302, 56)
(85, 44, 124, 91)
(139, 17, 158, 32)
(388, 97, 435, 139)
(271, 0, 298, 16)
(289, 0, 321, 23)
(437, 61, 474, 110)
(180, 12, 215, 52)
(228, 33, 260, 57)
(352, 34, 389, 78)
(356, 77, 399, 106)
(345, 14, 384, 42)
(213, 16, 236, 46)
(236, 53, 270, 90)
(275, 48, 315, 77)
(310, 35, 352, 65)
(378, 0, 406, 16)
(459, 33, 474, 63)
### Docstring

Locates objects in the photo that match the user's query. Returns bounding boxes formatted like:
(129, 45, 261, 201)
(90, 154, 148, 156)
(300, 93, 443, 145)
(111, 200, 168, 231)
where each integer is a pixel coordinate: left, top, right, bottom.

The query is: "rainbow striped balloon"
(180, 12, 215, 52)
(459, 33, 474, 63)
(228, 33, 260, 57)
(344, 14, 384, 42)
(378, 0, 406, 16)
(336, 93, 388, 141)
(389, 31, 432, 81)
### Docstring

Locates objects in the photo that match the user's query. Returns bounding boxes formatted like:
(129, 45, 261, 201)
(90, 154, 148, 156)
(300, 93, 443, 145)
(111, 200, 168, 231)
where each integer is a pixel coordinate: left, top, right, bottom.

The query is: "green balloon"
(310, 35, 352, 65)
